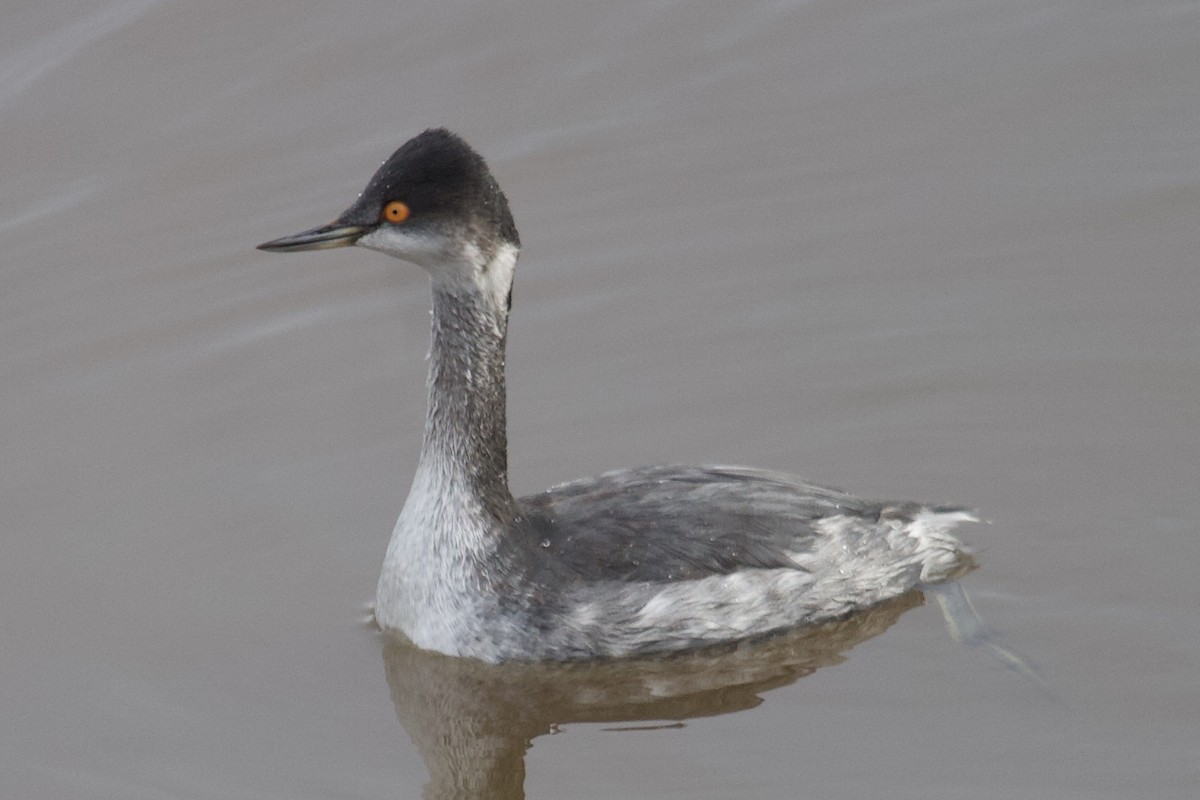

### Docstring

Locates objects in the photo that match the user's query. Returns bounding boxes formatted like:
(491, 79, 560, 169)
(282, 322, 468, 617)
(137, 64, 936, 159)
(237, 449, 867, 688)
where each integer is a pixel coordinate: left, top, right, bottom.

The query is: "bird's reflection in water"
(381, 589, 925, 800)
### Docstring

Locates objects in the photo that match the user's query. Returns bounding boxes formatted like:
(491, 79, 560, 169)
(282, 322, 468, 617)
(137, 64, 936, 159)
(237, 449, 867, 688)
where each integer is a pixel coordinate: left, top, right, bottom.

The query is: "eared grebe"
(258, 129, 975, 663)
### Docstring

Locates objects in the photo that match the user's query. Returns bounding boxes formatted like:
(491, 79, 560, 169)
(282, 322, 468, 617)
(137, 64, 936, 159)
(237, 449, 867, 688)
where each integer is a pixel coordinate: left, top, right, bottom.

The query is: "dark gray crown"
(336, 128, 519, 247)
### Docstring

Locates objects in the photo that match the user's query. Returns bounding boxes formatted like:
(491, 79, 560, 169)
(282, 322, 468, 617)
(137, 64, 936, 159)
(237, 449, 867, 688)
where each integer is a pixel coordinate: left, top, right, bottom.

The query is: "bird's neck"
(415, 247, 519, 524)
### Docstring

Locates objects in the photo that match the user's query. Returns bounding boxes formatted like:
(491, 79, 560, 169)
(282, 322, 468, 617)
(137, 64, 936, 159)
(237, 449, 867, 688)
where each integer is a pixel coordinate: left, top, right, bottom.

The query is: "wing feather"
(514, 465, 887, 583)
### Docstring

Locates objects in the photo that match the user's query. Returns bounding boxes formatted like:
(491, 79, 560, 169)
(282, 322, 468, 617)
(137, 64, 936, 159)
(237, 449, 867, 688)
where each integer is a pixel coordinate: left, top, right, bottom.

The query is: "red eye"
(383, 201, 410, 223)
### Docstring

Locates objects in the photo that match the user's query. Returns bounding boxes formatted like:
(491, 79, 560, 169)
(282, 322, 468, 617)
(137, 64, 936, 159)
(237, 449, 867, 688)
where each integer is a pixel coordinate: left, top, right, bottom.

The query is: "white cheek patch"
(356, 226, 447, 267)
(478, 242, 519, 313)
(360, 229, 518, 319)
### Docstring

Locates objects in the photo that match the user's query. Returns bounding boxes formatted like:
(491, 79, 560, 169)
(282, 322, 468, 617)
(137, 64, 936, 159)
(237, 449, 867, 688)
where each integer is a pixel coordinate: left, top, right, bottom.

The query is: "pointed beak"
(257, 222, 373, 253)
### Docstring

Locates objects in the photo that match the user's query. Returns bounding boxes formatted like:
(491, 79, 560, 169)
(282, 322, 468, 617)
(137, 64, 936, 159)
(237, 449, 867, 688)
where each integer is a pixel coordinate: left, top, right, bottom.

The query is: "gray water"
(4, 2, 1198, 798)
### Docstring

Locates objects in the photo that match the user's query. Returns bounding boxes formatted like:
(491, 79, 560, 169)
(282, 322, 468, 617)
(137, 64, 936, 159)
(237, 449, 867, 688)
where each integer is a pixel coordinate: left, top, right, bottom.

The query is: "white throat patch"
(476, 242, 519, 315)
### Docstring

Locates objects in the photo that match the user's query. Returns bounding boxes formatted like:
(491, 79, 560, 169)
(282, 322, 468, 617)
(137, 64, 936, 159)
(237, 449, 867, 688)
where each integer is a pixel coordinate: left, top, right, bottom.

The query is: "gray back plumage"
(515, 465, 896, 584)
